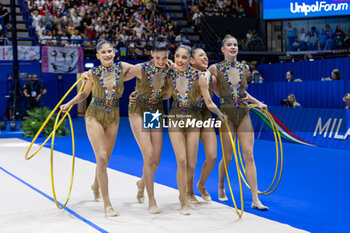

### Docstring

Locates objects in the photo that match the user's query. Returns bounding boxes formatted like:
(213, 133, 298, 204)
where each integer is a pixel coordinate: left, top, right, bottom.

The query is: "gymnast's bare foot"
(187, 193, 200, 204)
(197, 182, 211, 201)
(136, 180, 145, 203)
(218, 188, 228, 201)
(91, 185, 102, 202)
(180, 204, 190, 215)
(105, 205, 118, 217)
(251, 201, 269, 211)
(148, 197, 161, 214)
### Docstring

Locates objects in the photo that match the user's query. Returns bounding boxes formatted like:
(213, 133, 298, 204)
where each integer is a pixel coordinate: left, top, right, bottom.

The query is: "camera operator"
(23, 74, 47, 112)
(281, 94, 301, 108)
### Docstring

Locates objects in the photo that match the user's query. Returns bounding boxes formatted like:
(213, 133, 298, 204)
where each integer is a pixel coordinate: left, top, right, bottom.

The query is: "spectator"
(323, 24, 334, 50)
(304, 54, 313, 61)
(192, 7, 203, 29)
(217, 0, 225, 9)
(94, 20, 105, 35)
(54, 0, 64, 9)
(31, 10, 41, 28)
(249, 60, 257, 72)
(172, 21, 181, 36)
(0, 3, 10, 26)
(331, 69, 341, 80)
(175, 31, 186, 42)
(71, 12, 82, 28)
(249, 30, 264, 51)
(204, 3, 215, 16)
(298, 27, 309, 51)
(213, 3, 220, 16)
(5, 74, 14, 120)
(288, 94, 301, 107)
(285, 22, 296, 51)
(321, 69, 341, 81)
(285, 71, 295, 82)
(344, 28, 350, 48)
(36, 22, 46, 37)
(39, 3, 51, 16)
(239, 4, 246, 17)
(246, 29, 252, 42)
(57, 74, 64, 100)
(39, 30, 51, 45)
(35, 0, 46, 10)
(343, 93, 350, 109)
(251, 70, 264, 83)
(23, 74, 47, 111)
(334, 25, 344, 49)
(281, 94, 301, 107)
(71, 29, 82, 45)
(308, 26, 318, 50)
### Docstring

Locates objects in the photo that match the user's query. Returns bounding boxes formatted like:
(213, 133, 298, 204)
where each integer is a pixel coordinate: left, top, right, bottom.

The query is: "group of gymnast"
(60, 35, 268, 217)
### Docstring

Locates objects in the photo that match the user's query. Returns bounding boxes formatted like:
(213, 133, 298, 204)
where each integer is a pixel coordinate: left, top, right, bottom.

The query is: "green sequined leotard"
(215, 60, 248, 128)
(85, 62, 124, 129)
(128, 60, 170, 115)
(169, 66, 203, 127)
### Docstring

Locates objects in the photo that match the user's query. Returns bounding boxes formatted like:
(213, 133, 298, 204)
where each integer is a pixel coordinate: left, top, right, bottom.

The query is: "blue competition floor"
(2, 117, 349, 233)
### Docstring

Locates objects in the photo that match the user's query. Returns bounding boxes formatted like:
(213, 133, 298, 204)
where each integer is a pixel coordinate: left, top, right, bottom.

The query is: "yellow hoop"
(50, 109, 75, 209)
(25, 76, 86, 209)
(236, 104, 283, 195)
(25, 77, 85, 160)
(219, 120, 244, 217)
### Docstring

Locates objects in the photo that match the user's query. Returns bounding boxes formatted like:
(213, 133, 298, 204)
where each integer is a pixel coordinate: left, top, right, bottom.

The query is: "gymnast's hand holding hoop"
(217, 112, 228, 122)
(256, 102, 267, 110)
(129, 91, 137, 105)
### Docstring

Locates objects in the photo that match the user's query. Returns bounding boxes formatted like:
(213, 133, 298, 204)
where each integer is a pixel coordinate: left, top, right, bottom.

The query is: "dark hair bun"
(181, 40, 191, 47)
(97, 39, 107, 44)
(152, 35, 168, 52)
(156, 35, 165, 43)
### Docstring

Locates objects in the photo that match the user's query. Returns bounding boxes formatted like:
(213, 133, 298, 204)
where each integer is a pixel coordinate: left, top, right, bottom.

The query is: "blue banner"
(251, 107, 350, 150)
(263, 0, 350, 20)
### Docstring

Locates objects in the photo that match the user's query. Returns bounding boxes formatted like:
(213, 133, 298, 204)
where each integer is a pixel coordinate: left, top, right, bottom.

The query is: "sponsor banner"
(42, 46, 84, 73)
(0, 46, 40, 60)
(251, 106, 350, 150)
(263, 0, 350, 20)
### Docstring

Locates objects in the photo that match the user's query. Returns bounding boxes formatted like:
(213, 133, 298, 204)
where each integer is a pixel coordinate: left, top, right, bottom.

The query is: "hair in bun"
(152, 35, 168, 52)
(96, 39, 113, 52)
(221, 34, 237, 47)
(176, 40, 192, 54)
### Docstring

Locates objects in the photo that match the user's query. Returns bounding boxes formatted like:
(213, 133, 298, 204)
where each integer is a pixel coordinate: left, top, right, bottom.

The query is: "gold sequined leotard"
(85, 62, 124, 129)
(169, 66, 203, 128)
(128, 60, 170, 115)
(199, 72, 214, 122)
(215, 60, 248, 128)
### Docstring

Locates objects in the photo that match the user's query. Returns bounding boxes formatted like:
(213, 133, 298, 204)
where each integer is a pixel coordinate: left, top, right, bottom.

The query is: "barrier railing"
(17, 0, 37, 45)
(0, 37, 10, 45)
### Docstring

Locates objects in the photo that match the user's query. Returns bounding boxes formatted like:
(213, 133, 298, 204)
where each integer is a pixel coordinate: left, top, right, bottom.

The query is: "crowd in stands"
(239, 29, 264, 51)
(188, 0, 264, 51)
(27, 0, 188, 58)
(189, 0, 247, 22)
(25, 0, 264, 57)
(285, 22, 350, 51)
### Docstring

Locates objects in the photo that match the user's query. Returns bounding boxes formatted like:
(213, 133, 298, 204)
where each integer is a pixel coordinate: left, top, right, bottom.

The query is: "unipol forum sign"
(263, 0, 350, 20)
